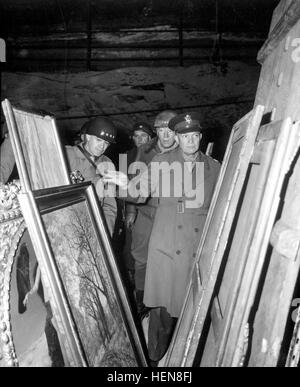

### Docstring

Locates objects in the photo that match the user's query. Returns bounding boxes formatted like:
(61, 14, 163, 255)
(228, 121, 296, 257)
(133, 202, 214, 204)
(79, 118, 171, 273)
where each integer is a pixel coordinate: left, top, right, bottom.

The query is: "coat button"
(176, 250, 181, 255)
(194, 228, 199, 232)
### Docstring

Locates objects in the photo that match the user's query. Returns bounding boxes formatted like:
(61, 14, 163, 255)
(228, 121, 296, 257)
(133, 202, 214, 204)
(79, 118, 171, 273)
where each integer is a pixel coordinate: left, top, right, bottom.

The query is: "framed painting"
(163, 105, 265, 367)
(17, 182, 148, 367)
(1, 98, 70, 191)
(0, 181, 65, 367)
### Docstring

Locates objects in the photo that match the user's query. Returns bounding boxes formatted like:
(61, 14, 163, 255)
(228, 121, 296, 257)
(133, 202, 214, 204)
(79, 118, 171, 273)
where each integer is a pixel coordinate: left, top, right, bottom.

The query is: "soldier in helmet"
(131, 121, 153, 149)
(126, 121, 155, 170)
(65, 116, 117, 236)
(1, 115, 118, 236)
(125, 111, 178, 318)
(123, 121, 154, 288)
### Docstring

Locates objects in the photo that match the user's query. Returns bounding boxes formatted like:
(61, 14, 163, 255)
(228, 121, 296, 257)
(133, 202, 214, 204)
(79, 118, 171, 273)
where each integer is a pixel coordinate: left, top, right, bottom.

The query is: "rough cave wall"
(2, 60, 260, 160)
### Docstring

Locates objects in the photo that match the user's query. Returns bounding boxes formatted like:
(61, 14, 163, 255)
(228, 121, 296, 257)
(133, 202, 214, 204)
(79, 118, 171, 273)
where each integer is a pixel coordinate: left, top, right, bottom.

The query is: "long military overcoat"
(127, 138, 178, 290)
(139, 147, 220, 318)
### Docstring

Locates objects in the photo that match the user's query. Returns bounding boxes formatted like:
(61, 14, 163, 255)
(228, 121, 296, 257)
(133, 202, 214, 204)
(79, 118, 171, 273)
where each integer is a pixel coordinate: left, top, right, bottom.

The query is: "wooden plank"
(251, 1, 300, 366)
(163, 105, 265, 367)
(269, 0, 294, 37)
(255, 19, 300, 122)
(211, 297, 223, 342)
(256, 120, 284, 142)
(210, 145, 274, 367)
(249, 124, 300, 367)
(219, 119, 299, 367)
(198, 119, 294, 366)
(178, 117, 298, 367)
(257, 0, 300, 64)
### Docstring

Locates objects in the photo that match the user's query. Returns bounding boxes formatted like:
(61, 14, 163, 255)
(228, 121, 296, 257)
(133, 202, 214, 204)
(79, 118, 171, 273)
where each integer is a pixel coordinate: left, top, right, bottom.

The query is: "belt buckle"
(177, 200, 185, 214)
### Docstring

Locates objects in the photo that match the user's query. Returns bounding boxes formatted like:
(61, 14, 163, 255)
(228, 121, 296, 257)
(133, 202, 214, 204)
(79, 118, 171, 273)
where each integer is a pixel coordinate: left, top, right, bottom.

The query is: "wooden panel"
(269, 0, 294, 35)
(249, 124, 300, 367)
(249, 0, 300, 366)
(2, 99, 70, 191)
(255, 18, 300, 122)
(213, 148, 274, 366)
(163, 106, 265, 367)
(216, 160, 271, 316)
(200, 325, 217, 367)
(256, 120, 284, 142)
(211, 297, 223, 342)
(200, 119, 299, 367)
(250, 0, 300, 368)
(199, 137, 244, 281)
(200, 148, 273, 366)
(258, 0, 300, 64)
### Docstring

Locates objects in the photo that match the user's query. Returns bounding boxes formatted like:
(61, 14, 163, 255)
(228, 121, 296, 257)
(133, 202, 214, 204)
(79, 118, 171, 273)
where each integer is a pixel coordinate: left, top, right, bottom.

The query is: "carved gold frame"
(0, 181, 25, 367)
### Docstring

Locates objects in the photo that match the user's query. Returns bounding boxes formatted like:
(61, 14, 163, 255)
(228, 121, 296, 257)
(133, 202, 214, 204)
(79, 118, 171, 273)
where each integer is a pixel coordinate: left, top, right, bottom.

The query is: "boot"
(136, 290, 150, 320)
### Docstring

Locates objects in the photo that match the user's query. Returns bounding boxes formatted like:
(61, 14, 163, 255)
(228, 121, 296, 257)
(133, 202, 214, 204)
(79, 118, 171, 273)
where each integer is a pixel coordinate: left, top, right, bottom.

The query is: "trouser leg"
(132, 225, 149, 292)
(123, 227, 135, 272)
(132, 227, 149, 314)
(147, 307, 177, 363)
(131, 210, 154, 317)
(134, 257, 147, 292)
(122, 227, 135, 289)
(131, 211, 153, 292)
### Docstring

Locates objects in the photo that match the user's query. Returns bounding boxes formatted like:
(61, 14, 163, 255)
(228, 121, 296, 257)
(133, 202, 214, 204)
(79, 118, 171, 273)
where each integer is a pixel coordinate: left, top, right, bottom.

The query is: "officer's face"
(86, 134, 110, 157)
(133, 130, 151, 148)
(176, 132, 201, 155)
(156, 127, 176, 149)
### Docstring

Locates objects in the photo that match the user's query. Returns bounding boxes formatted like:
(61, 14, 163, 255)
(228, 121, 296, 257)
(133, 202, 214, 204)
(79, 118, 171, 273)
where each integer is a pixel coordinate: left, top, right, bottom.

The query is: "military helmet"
(153, 110, 178, 130)
(81, 117, 117, 144)
(132, 121, 154, 137)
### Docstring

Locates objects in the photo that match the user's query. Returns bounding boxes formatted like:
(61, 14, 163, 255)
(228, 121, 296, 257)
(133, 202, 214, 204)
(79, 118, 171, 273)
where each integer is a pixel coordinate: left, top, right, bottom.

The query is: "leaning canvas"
(2, 99, 70, 191)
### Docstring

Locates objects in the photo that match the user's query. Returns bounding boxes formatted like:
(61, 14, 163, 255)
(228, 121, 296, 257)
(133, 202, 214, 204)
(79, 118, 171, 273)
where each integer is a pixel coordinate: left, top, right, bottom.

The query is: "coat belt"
(151, 197, 209, 215)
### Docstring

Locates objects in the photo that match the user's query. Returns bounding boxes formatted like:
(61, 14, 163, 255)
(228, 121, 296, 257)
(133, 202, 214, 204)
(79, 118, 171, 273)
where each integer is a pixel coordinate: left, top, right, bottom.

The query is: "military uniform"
(129, 111, 221, 362)
(122, 122, 155, 291)
(143, 147, 220, 318)
(127, 137, 178, 292)
(65, 145, 117, 236)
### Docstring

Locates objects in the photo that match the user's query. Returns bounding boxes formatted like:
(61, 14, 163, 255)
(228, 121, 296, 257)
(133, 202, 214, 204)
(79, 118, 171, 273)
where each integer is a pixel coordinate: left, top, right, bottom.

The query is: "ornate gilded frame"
(0, 181, 25, 367)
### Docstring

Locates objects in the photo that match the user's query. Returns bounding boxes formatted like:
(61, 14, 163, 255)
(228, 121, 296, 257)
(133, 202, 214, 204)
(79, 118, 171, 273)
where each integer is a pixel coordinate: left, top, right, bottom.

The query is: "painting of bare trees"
(42, 201, 137, 367)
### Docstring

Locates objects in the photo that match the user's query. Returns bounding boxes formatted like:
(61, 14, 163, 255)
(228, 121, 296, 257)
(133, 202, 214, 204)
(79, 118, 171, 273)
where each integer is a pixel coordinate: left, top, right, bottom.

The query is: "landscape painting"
(42, 200, 138, 367)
